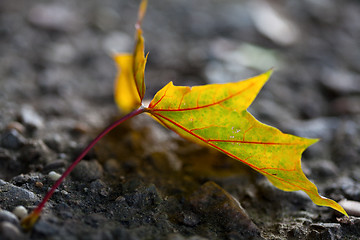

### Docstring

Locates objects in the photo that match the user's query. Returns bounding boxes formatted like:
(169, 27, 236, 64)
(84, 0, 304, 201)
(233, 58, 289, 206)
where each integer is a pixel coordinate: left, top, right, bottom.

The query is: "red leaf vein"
(151, 82, 256, 112)
(150, 112, 310, 193)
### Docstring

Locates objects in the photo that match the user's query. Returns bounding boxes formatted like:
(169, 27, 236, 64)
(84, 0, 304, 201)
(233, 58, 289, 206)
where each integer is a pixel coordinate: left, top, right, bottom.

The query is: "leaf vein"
(151, 82, 256, 112)
(149, 83, 171, 108)
(207, 139, 297, 145)
(151, 112, 310, 193)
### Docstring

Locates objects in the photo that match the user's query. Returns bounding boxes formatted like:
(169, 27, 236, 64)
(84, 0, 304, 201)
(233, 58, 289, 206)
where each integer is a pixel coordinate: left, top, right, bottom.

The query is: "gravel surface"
(1, 0, 360, 239)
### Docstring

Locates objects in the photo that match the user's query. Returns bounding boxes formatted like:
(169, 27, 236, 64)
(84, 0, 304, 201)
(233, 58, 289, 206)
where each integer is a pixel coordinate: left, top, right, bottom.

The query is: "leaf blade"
(133, 31, 147, 101)
(113, 0, 148, 113)
(113, 54, 142, 112)
(133, 0, 148, 101)
(147, 71, 347, 215)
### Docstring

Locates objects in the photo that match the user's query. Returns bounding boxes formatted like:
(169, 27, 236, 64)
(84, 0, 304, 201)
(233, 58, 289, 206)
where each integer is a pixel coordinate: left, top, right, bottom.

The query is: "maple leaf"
(145, 72, 346, 215)
(21, 0, 347, 231)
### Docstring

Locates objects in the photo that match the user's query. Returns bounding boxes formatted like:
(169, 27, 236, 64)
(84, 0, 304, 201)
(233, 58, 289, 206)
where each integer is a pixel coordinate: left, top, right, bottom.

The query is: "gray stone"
(5, 122, 25, 134)
(89, 179, 109, 197)
(18, 139, 53, 165)
(321, 68, 360, 95)
(0, 179, 39, 207)
(1, 129, 26, 150)
(19, 105, 44, 131)
(0, 222, 23, 240)
(338, 199, 360, 217)
(43, 134, 65, 153)
(70, 160, 103, 182)
(0, 210, 19, 225)
(249, 0, 300, 46)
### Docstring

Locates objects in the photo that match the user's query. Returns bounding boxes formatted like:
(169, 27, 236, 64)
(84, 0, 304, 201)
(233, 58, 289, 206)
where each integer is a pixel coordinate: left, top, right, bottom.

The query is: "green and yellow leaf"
(146, 71, 347, 216)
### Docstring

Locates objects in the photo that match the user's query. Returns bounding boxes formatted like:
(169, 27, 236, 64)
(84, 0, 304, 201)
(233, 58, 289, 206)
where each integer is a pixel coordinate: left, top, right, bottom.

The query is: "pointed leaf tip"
(137, 0, 148, 26)
(265, 68, 274, 77)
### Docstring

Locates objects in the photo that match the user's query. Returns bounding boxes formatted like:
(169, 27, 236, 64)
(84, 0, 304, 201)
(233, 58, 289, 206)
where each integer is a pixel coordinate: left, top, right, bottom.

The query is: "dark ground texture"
(1, 0, 360, 239)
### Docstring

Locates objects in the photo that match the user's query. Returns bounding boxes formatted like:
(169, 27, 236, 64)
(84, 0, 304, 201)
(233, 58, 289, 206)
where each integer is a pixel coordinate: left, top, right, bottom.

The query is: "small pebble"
(61, 190, 69, 196)
(48, 171, 62, 181)
(19, 105, 44, 131)
(115, 196, 126, 202)
(90, 179, 109, 197)
(1, 129, 26, 150)
(0, 210, 19, 225)
(18, 139, 51, 165)
(12, 206, 28, 220)
(70, 160, 103, 182)
(0, 222, 23, 240)
(71, 123, 89, 135)
(249, 1, 300, 46)
(44, 135, 64, 152)
(35, 181, 44, 188)
(6, 122, 25, 134)
(338, 199, 360, 216)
